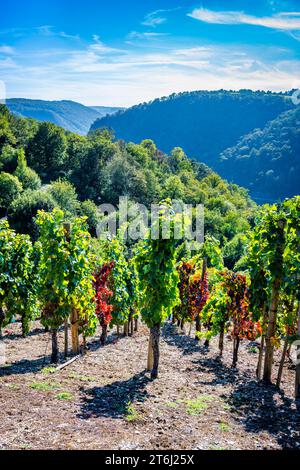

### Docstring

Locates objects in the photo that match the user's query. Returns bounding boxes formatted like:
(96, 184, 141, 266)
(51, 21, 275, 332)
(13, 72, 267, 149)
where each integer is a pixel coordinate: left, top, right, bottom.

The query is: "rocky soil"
(0, 320, 299, 450)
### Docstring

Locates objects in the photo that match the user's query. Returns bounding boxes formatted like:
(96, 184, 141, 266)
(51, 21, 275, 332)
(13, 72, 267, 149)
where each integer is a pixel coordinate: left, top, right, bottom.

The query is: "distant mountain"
(90, 105, 125, 115)
(90, 90, 294, 168)
(6, 99, 123, 135)
(219, 106, 300, 203)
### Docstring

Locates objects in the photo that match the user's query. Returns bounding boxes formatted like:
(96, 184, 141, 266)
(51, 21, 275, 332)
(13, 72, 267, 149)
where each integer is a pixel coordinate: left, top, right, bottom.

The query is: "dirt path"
(0, 321, 300, 450)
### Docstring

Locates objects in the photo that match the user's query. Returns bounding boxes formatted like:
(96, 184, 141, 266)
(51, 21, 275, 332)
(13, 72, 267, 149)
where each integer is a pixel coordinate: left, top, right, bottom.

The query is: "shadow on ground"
(2, 326, 48, 341)
(162, 322, 209, 356)
(228, 380, 300, 449)
(0, 355, 54, 376)
(163, 321, 300, 449)
(79, 370, 150, 420)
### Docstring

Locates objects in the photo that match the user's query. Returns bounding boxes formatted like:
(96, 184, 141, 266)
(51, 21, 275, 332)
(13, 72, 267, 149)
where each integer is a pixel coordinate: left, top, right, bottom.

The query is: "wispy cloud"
(1, 6, 300, 107)
(3, 36, 299, 106)
(0, 45, 15, 55)
(188, 8, 300, 31)
(36, 25, 53, 36)
(90, 35, 125, 54)
(59, 31, 80, 40)
(142, 7, 182, 28)
(142, 12, 166, 28)
(127, 31, 168, 41)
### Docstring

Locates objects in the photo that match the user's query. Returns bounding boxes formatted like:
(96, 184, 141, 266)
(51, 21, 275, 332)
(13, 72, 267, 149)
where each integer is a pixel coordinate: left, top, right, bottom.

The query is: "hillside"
(0, 103, 255, 252)
(90, 105, 125, 115)
(219, 107, 300, 202)
(90, 90, 293, 168)
(6, 99, 123, 135)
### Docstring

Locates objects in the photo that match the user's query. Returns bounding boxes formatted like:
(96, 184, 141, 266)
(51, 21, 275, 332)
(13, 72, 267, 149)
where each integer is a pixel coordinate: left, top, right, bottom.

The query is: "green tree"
(79, 200, 100, 237)
(14, 148, 41, 190)
(135, 202, 180, 379)
(27, 121, 67, 182)
(0, 172, 22, 214)
(8, 189, 56, 239)
(0, 145, 18, 173)
(48, 179, 80, 215)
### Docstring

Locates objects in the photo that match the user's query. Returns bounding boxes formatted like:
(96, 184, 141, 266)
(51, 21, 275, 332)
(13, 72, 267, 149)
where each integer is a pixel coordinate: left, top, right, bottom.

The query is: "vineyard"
(0, 196, 300, 449)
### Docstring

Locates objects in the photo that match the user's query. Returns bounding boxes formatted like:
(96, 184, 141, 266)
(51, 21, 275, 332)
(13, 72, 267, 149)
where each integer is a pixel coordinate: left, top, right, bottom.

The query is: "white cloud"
(2, 37, 300, 107)
(0, 57, 18, 69)
(36, 25, 53, 36)
(1, 4, 299, 108)
(127, 31, 168, 40)
(0, 45, 15, 55)
(142, 15, 166, 28)
(188, 8, 300, 31)
(173, 47, 212, 58)
(89, 35, 126, 54)
(59, 31, 80, 40)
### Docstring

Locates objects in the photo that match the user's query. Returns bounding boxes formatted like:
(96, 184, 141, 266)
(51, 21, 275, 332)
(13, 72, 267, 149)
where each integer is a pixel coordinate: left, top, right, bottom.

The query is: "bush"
(14, 149, 41, 190)
(48, 179, 79, 215)
(0, 145, 19, 173)
(0, 172, 22, 213)
(79, 200, 100, 237)
(8, 189, 56, 239)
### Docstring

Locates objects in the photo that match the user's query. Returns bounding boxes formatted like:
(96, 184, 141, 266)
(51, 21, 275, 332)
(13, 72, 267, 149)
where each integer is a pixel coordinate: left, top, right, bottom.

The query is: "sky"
(0, 0, 300, 106)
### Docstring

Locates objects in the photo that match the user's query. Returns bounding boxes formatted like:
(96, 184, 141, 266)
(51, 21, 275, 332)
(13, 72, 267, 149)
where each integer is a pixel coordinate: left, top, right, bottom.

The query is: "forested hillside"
(219, 106, 300, 202)
(91, 90, 299, 202)
(0, 103, 254, 261)
(91, 90, 293, 167)
(6, 99, 123, 135)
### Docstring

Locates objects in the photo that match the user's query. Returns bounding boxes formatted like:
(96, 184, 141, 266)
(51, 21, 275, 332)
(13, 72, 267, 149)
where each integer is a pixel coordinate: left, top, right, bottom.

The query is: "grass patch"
(183, 395, 215, 416)
(30, 381, 60, 392)
(55, 391, 74, 400)
(125, 402, 143, 422)
(68, 372, 96, 382)
(210, 445, 227, 450)
(19, 443, 31, 449)
(7, 383, 20, 390)
(41, 366, 56, 375)
(248, 346, 258, 354)
(165, 401, 177, 408)
(219, 422, 230, 432)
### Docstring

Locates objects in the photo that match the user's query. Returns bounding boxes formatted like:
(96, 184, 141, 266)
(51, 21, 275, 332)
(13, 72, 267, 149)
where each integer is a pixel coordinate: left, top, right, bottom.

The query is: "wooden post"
(232, 336, 240, 368)
(256, 336, 265, 380)
(0, 307, 5, 339)
(134, 317, 138, 332)
(130, 316, 134, 335)
(263, 279, 281, 383)
(51, 328, 59, 363)
(150, 324, 161, 379)
(195, 258, 207, 340)
(0, 338, 5, 365)
(147, 332, 154, 371)
(64, 319, 68, 358)
(71, 307, 80, 355)
(256, 305, 268, 380)
(295, 302, 300, 398)
(82, 336, 87, 354)
(63, 222, 79, 355)
(100, 324, 108, 346)
(219, 324, 225, 356)
(276, 335, 289, 388)
(124, 321, 129, 336)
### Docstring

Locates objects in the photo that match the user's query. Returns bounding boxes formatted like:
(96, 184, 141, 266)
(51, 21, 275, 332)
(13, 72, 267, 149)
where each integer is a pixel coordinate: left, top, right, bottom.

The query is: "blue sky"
(0, 0, 300, 106)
